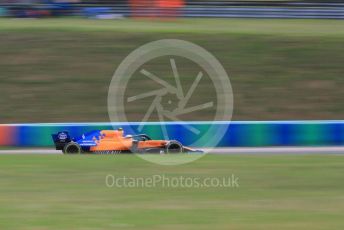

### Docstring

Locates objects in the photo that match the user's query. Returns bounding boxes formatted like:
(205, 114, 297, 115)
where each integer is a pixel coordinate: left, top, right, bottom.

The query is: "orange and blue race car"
(52, 129, 203, 154)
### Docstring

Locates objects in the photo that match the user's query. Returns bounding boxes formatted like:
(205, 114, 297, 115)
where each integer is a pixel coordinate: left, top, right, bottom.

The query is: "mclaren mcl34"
(52, 129, 203, 154)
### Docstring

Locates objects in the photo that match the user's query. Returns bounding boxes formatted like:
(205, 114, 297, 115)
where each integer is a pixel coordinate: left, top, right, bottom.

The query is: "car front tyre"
(165, 141, 183, 154)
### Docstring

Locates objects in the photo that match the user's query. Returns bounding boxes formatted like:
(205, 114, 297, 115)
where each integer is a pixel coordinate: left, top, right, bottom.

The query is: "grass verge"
(0, 154, 344, 229)
(0, 18, 343, 122)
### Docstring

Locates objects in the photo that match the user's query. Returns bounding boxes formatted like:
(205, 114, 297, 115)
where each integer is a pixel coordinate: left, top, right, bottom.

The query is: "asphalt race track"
(206, 146, 344, 154)
(1, 147, 344, 155)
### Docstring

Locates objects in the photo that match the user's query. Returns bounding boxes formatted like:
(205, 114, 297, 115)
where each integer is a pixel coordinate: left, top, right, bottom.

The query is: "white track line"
(0, 149, 61, 154)
(0, 147, 344, 155)
(205, 146, 344, 154)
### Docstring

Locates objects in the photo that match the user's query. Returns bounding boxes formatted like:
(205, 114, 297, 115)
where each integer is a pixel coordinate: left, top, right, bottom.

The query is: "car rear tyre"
(165, 141, 183, 154)
(63, 142, 82, 154)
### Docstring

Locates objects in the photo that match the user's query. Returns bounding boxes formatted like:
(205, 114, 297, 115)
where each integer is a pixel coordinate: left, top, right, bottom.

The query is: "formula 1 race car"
(52, 129, 203, 154)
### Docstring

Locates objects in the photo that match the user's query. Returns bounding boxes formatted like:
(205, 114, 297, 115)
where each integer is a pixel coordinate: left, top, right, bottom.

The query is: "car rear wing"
(51, 131, 71, 150)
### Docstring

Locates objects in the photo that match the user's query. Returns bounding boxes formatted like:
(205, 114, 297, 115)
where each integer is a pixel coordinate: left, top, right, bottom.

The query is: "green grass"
(0, 154, 344, 230)
(1, 18, 344, 37)
(0, 18, 343, 123)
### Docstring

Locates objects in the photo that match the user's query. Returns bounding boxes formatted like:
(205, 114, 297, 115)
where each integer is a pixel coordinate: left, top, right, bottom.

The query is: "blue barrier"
(1, 121, 344, 147)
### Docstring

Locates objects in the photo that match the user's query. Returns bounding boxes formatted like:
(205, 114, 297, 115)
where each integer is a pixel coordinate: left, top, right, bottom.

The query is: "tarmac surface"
(1, 146, 344, 155)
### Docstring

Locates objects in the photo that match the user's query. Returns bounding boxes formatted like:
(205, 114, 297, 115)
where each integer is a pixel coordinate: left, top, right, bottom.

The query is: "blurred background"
(0, 0, 343, 123)
(1, 0, 344, 19)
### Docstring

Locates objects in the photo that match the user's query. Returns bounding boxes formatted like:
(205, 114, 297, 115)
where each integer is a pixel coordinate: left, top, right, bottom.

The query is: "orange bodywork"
(90, 130, 166, 152)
